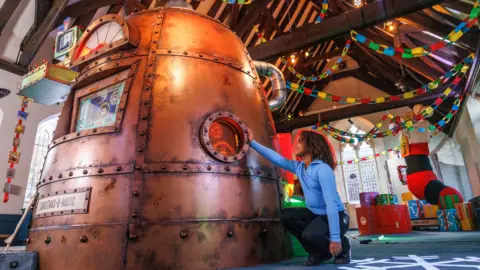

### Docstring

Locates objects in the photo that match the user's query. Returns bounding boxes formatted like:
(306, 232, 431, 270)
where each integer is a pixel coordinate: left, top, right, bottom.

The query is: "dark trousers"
(281, 208, 350, 257)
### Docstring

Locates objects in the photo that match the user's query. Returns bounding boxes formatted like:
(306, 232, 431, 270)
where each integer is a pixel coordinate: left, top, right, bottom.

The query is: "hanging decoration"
(338, 147, 400, 165)
(252, 24, 353, 84)
(222, 0, 252, 4)
(350, 0, 480, 58)
(314, 0, 329, 23)
(3, 97, 30, 203)
(318, 77, 466, 144)
(286, 53, 474, 104)
(279, 39, 352, 82)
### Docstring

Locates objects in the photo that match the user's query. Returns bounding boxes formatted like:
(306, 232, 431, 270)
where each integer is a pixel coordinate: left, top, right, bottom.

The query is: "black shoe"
(334, 237, 351, 264)
(304, 254, 332, 266)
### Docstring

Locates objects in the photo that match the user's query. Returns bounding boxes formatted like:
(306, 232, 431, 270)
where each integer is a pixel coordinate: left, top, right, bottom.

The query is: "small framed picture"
(8, 151, 21, 164)
(17, 111, 28, 120)
(398, 165, 407, 185)
(21, 98, 29, 108)
(13, 137, 20, 147)
(6, 168, 16, 179)
(15, 124, 25, 134)
(3, 183, 11, 193)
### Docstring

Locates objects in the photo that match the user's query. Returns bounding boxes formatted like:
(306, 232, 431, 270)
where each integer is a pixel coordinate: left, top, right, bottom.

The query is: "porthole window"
(200, 111, 249, 163)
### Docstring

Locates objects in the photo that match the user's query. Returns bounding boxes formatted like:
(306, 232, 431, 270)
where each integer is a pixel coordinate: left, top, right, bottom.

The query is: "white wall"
(0, 69, 61, 214)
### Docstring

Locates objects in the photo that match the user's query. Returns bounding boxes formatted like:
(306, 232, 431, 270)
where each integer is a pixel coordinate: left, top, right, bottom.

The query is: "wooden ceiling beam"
(404, 30, 468, 59)
(229, 5, 240, 29)
(0, 0, 21, 36)
(398, 12, 477, 50)
(248, 0, 449, 61)
(233, 0, 271, 38)
(0, 58, 28, 76)
(124, 0, 148, 16)
(442, 0, 473, 15)
(18, 0, 70, 67)
(54, 0, 123, 29)
(20, 0, 51, 51)
(275, 84, 454, 132)
(299, 48, 347, 68)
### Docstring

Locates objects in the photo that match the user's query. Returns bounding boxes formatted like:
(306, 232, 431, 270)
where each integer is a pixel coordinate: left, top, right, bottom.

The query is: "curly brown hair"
(297, 130, 337, 170)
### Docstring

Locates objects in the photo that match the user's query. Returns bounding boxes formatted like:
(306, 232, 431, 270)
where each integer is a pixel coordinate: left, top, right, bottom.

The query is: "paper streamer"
(3, 97, 30, 203)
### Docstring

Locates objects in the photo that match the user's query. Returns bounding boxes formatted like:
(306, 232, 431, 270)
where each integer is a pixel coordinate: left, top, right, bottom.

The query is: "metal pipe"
(253, 61, 287, 111)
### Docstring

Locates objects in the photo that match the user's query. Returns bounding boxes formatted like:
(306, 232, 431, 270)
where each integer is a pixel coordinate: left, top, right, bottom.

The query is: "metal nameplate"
(34, 187, 91, 219)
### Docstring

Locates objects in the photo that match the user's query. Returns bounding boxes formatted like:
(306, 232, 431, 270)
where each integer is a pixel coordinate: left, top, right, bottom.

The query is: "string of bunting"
(222, 0, 252, 4)
(317, 77, 466, 143)
(350, 0, 480, 58)
(279, 39, 352, 82)
(285, 53, 474, 104)
(3, 97, 30, 203)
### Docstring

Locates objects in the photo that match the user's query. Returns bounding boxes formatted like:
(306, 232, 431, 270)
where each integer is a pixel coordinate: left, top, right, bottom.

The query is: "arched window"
(23, 114, 59, 207)
(340, 126, 381, 203)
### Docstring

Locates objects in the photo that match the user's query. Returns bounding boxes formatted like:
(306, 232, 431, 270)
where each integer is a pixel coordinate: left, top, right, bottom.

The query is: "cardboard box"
(460, 218, 475, 231)
(439, 194, 461, 209)
(473, 208, 480, 231)
(356, 207, 377, 235)
(423, 204, 439, 219)
(407, 200, 427, 220)
(376, 194, 399, 206)
(455, 202, 474, 220)
(437, 209, 461, 232)
(360, 192, 378, 207)
(401, 192, 414, 203)
(375, 205, 412, 234)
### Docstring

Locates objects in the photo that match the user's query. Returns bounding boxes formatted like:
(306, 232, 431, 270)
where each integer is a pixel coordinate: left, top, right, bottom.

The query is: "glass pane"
(76, 81, 125, 132)
(208, 121, 240, 156)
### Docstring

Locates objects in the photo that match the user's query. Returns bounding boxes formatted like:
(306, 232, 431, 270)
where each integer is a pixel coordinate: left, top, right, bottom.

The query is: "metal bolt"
(135, 165, 141, 170)
(224, 157, 228, 161)
(141, 116, 148, 120)
(183, 165, 188, 171)
(257, 171, 261, 175)
(58, 174, 62, 178)
(49, 176, 53, 180)
(83, 170, 88, 175)
(98, 168, 104, 173)
(207, 166, 212, 170)
(168, 50, 172, 53)
(225, 167, 230, 172)
(69, 172, 73, 177)
(206, 141, 210, 145)
(77, 132, 81, 136)
(213, 151, 218, 155)
(145, 87, 150, 91)
(129, 234, 137, 240)
(44, 236, 51, 244)
(180, 231, 188, 239)
(114, 127, 120, 131)
(184, 51, 188, 55)
(234, 157, 238, 161)
(132, 191, 139, 196)
(116, 166, 122, 172)
(63, 136, 66, 141)
(227, 231, 234, 237)
(80, 235, 88, 243)
(199, 54, 203, 57)
(132, 212, 139, 218)
(241, 150, 246, 154)
(161, 165, 167, 170)
(42, 179, 46, 183)
(137, 148, 143, 152)
(140, 131, 146, 136)
(92, 128, 97, 133)
(144, 101, 149, 105)
(243, 169, 248, 174)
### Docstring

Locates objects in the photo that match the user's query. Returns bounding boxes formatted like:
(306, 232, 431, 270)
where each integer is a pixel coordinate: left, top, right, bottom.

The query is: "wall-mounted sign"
(34, 187, 91, 218)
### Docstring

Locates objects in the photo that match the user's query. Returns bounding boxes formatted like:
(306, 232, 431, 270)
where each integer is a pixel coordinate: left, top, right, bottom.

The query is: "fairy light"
(290, 54, 296, 64)
(386, 21, 395, 31)
(305, 51, 310, 57)
(354, 0, 363, 8)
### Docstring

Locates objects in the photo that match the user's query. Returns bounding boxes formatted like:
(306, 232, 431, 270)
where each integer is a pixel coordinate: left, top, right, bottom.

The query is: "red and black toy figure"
(400, 105, 464, 205)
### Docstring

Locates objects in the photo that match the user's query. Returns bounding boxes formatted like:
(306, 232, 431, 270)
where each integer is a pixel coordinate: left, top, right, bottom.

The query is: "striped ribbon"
(3, 97, 29, 203)
(286, 53, 474, 104)
(350, 0, 480, 58)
